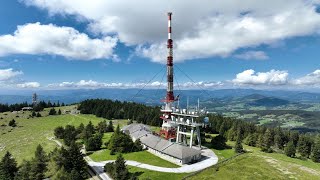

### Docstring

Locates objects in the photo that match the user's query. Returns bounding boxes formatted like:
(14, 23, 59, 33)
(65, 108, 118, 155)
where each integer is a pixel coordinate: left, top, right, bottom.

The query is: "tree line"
(0, 101, 66, 113)
(203, 114, 320, 162)
(54, 120, 114, 151)
(78, 99, 161, 126)
(0, 143, 87, 180)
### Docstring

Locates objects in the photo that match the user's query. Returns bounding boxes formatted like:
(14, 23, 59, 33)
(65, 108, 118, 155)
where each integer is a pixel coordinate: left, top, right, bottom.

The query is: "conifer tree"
(97, 120, 107, 133)
(30, 145, 48, 180)
(51, 167, 71, 180)
(114, 154, 129, 180)
(36, 112, 41, 117)
(244, 133, 257, 147)
(115, 124, 120, 134)
(8, 119, 16, 127)
(274, 127, 285, 150)
(58, 109, 62, 115)
(0, 151, 18, 180)
(14, 160, 32, 180)
(290, 131, 299, 147)
(297, 134, 312, 158)
(234, 128, 244, 153)
(261, 129, 273, 153)
(64, 125, 77, 146)
(49, 108, 57, 115)
(285, 141, 296, 158)
(311, 136, 320, 163)
(219, 121, 227, 137)
(83, 121, 95, 140)
(107, 121, 114, 132)
(68, 143, 87, 179)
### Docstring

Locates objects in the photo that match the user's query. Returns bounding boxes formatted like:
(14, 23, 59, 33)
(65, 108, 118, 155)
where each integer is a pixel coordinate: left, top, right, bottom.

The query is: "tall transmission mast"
(159, 12, 177, 140)
(166, 12, 174, 104)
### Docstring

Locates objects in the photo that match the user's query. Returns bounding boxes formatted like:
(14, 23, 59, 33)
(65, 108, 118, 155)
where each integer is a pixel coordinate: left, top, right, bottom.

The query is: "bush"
(104, 154, 135, 180)
(104, 162, 115, 177)
(210, 135, 228, 150)
(8, 119, 16, 127)
(54, 126, 65, 139)
(106, 125, 142, 154)
(49, 108, 57, 115)
(85, 133, 103, 151)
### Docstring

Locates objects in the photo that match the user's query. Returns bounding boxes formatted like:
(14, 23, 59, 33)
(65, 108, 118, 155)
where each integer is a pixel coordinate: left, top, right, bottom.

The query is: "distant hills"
(242, 94, 290, 107)
(1, 88, 320, 105)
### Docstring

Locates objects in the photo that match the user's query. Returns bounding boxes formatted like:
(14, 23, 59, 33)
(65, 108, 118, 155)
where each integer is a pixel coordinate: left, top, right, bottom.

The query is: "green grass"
(90, 130, 179, 168)
(281, 121, 305, 128)
(101, 132, 113, 148)
(187, 139, 320, 180)
(258, 118, 273, 125)
(89, 149, 179, 168)
(129, 166, 188, 180)
(187, 153, 290, 180)
(0, 109, 108, 163)
(211, 148, 236, 160)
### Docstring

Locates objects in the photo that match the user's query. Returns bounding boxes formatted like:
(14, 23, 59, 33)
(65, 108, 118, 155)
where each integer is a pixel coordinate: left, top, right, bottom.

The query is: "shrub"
(210, 135, 228, 150)
(54, 126, 65, 139)
(8, 119, 16, 127)
(49, 108, 57, 115)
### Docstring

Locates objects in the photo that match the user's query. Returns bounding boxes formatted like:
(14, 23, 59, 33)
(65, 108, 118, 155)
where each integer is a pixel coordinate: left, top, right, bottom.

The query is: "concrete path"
(87, 147, 218, 174)
(48, 137, 218, 180)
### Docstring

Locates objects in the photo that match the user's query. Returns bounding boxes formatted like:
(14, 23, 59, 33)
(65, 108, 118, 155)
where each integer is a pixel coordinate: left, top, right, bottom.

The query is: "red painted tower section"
(159, 12, 176, 140)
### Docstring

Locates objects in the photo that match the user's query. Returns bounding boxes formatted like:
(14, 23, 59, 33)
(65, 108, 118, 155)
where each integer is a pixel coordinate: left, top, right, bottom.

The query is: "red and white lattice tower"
(159, 12, 177, 140)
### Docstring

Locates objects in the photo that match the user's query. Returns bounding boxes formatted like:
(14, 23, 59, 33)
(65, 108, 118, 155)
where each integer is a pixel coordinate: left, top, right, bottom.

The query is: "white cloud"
(234, 51, 269, 60)
(0, 68, 23, 81)
(47, 79, 224, 89)
(0, 22, 117, 60)
(293, 69, 320, 86)
(232, 69, 288, 85)
(181, 81, 224, 88)
(22, 0, 320, 62)
(17, 82, 41, 88)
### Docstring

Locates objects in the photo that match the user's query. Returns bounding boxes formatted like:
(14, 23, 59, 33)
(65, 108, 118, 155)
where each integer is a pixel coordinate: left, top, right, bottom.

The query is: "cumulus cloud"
(0, 68, 23, 81)
(17, 82, 41, 88)
(47, 79, 224, 89)
(0, 22, 117, 60)
(22, 0, 320, 62)
(234, 51, 269, 60)
(293, 69, 320, 86)
(232, 69, 288, 85)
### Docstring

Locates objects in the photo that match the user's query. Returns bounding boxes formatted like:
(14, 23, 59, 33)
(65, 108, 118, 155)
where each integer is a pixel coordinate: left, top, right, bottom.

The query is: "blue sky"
(0, 0, 320, 90)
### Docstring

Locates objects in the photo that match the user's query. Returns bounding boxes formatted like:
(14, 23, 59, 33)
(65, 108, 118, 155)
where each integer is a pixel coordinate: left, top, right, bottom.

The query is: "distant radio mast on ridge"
(32, 93, 38, 106)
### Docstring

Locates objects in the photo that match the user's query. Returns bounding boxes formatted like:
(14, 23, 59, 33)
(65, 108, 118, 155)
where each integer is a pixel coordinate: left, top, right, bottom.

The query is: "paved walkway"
(48, 137, 218, 180)
(86, 147, 218, 180)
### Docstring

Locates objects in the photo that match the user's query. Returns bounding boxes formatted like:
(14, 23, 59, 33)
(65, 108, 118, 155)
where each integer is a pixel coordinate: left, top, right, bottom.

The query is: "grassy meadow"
(0, 106, 127, 163)
(186, 140, 320, 180)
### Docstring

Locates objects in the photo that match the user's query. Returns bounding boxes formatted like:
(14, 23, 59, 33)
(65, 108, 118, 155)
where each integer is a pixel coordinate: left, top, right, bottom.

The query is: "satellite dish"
(203, 117, 209, 124)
